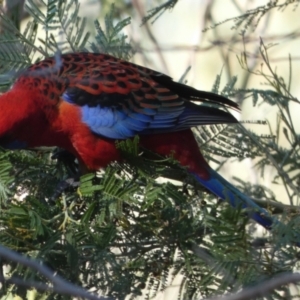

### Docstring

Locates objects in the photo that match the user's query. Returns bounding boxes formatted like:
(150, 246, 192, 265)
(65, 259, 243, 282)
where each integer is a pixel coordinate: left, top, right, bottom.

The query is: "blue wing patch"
(80, 104, 184, 139)
(62, 90, 184, 139)
(81, 105, 141, 139)
(62, 87, 237, 140)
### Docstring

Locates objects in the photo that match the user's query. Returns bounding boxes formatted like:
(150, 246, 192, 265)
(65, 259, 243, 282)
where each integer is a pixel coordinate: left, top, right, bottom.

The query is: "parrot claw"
(51, 148, 79, 175)
(50, 177, 80, 201)
(51, 149, 81, 200)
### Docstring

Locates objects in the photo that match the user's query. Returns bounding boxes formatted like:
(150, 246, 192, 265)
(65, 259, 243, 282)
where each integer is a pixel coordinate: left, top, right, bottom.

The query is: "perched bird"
(0, 52, 274, 230)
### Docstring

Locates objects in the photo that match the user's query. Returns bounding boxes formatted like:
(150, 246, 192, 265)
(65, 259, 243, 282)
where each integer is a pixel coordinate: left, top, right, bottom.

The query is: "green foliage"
(25, 0, 90, 54)
(91, 4, 133, 60)
(141, 0, 179, 24)
(0, 0, 299, 299)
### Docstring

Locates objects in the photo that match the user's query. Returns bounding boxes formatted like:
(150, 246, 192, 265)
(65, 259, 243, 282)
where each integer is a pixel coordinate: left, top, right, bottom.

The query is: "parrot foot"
(51, 148, 80, 201)
(51, 148, 79, 175)
(51, 177, 80, 201)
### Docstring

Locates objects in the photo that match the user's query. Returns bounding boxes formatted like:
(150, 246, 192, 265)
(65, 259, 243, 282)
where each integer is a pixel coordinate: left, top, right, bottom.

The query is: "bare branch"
(0, 244, 110, 300)
(205, 273, 300, 300)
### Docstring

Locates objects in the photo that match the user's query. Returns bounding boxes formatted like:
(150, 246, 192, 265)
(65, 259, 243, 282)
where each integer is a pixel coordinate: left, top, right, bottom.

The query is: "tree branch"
(0, 244, 110, 300)
(205, 273, 300, 300)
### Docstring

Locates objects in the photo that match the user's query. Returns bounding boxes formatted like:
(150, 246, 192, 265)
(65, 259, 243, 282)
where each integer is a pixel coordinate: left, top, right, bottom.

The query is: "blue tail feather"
(193, 168, 275, 230)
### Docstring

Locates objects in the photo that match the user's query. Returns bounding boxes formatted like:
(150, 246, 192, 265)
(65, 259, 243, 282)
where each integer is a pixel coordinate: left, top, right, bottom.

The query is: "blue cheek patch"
(4, 140, 27, 150)
(62, 92, 73, 103)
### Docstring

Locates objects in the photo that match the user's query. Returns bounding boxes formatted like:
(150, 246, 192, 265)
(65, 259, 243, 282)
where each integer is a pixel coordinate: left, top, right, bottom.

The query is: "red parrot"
(0, 52, 275, 230)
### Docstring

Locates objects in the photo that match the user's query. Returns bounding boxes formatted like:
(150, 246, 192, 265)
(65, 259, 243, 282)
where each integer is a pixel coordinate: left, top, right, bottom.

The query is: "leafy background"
(0, 0, 300, 299)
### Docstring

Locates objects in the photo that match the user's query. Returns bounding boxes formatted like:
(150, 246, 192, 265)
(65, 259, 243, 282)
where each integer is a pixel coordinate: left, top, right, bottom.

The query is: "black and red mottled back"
(14, 52, 238, 109)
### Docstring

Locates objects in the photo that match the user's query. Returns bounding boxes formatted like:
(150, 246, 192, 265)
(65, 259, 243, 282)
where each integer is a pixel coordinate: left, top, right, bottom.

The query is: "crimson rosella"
(0, 52, 275, 230)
